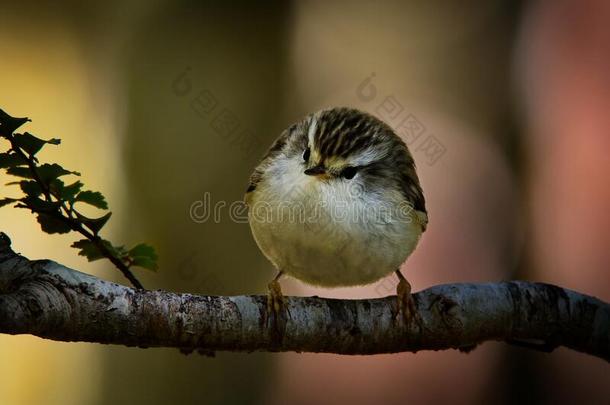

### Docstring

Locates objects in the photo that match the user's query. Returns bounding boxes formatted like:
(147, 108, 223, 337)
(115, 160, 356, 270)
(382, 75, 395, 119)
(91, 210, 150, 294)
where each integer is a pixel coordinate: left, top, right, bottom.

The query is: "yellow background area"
(0, 16, 118, 405)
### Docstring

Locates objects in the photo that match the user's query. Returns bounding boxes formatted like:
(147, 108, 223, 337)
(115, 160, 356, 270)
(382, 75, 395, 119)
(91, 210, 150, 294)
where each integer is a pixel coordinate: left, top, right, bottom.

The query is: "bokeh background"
(1, 1, 608, 404)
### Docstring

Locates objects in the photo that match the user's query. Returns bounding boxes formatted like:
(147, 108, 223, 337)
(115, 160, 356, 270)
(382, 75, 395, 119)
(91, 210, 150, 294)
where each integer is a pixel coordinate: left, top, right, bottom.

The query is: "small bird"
(245, 107, 427, 323)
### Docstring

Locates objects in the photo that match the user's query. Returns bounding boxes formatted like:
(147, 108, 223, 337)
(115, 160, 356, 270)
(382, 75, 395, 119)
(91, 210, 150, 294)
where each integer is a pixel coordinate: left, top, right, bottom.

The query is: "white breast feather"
(248, 155, 422, 287)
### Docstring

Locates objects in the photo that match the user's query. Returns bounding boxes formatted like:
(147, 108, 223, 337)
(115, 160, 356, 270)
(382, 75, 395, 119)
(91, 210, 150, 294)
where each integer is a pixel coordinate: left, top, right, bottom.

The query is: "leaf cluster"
(0, 109, 157, 287)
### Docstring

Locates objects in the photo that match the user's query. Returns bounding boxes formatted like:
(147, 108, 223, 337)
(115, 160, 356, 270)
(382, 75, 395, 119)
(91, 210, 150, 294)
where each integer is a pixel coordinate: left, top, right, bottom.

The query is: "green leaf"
(0, 152, 27, 169)
(12, 132, 45, 155)
(111, 243, 128, 259)
(60, 180, 83, 202)
(48, 179, 84, 202)
(5, 166, 34, 179)
(75, 190, 108, 209)
(74, 211, 112, 234)
(129, 243, 157, 258)
(12, 132, 60, 156)
(0, 198, 18, 208)
(37, 163, 80, 183)
(5, 164, 78, 183)
(0, 109, 30, 136)
(20, 180, 42, 197)
(36, 212, 71, 234)
(48, 178, 64, 196)
(71, 239, 106, 261)
(131, 256, 158, 271)
(129, 243, 158, 271)
(23, 196, 61, 212)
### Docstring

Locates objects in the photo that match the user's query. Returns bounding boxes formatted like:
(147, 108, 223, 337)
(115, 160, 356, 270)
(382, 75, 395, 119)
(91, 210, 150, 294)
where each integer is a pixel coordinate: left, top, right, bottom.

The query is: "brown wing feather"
(244, 127, 291, 203)
(388, 131, 428, 232)
(399, 165, 428, 232)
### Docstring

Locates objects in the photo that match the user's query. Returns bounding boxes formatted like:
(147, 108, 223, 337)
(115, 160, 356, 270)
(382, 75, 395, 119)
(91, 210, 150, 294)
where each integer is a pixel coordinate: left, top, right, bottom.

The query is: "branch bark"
(0, 232, 608, 360)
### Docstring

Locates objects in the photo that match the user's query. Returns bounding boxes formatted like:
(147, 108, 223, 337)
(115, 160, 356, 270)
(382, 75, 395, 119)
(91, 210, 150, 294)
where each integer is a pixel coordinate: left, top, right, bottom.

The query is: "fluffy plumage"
(246, 107, 427, 287)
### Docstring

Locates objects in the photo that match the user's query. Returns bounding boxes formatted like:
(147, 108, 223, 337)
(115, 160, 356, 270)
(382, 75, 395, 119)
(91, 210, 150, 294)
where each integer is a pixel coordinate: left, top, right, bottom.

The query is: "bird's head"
(296, 107, 397, 184)
(251, 107, 426, 215)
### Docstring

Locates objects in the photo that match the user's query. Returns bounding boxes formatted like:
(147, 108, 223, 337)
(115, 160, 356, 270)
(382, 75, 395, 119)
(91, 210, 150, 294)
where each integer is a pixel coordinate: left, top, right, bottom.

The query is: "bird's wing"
(398, 153, 428, 232)
(244, 128, 290, 204)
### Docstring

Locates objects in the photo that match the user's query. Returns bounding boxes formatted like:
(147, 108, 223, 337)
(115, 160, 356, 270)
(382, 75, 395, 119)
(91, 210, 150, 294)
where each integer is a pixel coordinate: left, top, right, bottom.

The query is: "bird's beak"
(304, 165, 329, 180)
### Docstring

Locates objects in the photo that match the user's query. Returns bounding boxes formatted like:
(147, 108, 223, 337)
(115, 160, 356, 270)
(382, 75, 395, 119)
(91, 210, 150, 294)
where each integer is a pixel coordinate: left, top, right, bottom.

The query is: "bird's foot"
(266, 278, 288, 328)
(395, 276, 421, 327)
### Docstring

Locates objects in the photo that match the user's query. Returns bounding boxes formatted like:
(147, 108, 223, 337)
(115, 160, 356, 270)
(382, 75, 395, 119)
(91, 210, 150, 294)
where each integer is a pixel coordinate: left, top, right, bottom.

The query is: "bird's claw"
(266, 279, 288, 328)
(395, 277, 422, 327)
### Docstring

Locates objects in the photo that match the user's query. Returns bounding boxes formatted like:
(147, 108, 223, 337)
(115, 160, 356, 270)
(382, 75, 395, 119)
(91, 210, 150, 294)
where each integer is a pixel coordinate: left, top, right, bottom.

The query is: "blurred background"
(0, 0, 608, 404)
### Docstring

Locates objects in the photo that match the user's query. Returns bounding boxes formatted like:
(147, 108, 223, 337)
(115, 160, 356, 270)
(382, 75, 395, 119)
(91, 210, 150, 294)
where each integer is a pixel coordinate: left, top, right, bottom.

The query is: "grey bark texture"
(0, 232, 608, 360)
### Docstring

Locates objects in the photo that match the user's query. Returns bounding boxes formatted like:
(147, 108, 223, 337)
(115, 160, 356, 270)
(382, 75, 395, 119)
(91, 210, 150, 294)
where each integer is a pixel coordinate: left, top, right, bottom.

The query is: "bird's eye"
(341, 166, 358, 179)
(303, 147, 311, 162)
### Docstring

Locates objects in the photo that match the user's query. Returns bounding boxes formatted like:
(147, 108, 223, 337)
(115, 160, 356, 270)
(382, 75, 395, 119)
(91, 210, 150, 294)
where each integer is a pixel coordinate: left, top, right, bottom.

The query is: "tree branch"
(0, 232, 608, 360)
